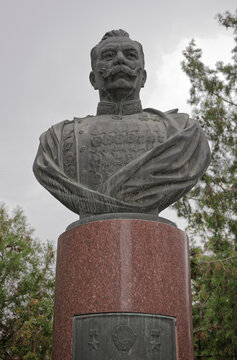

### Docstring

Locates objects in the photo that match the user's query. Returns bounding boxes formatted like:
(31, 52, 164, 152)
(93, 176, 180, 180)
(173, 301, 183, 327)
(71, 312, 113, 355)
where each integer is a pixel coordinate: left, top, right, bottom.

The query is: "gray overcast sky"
(0, 0, 236, 243)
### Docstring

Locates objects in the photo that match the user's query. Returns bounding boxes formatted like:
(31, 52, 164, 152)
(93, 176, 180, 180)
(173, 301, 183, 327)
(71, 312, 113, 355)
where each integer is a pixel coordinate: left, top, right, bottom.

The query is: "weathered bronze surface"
(33, 30, 211, 217)
(72, 313, 176, 359)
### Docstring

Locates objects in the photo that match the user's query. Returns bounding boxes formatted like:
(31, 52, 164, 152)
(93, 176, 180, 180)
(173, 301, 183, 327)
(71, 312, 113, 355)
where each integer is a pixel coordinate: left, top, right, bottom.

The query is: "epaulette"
(143, 107, 179, 117)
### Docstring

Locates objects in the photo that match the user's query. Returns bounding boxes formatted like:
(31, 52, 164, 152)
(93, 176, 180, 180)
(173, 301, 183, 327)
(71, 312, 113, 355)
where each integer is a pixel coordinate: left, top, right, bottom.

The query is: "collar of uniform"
(97, 99, 142, 116)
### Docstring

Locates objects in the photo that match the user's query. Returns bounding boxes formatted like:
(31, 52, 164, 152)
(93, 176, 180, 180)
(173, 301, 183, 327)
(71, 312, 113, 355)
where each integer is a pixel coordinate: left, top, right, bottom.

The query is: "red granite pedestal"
(52, 217, 194, 359)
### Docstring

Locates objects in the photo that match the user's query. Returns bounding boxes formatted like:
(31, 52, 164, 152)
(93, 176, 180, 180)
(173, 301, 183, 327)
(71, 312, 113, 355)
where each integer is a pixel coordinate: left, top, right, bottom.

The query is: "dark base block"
(73, 313, 176, 360)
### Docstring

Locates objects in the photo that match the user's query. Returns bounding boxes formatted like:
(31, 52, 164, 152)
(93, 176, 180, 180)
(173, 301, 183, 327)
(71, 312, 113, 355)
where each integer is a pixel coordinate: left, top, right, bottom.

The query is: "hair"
(90, 29, 145, 69)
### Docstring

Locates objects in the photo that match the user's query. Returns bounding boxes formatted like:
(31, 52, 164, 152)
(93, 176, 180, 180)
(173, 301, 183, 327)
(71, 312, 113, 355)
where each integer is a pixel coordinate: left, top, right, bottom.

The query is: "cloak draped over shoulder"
(33, 108, 211, 217)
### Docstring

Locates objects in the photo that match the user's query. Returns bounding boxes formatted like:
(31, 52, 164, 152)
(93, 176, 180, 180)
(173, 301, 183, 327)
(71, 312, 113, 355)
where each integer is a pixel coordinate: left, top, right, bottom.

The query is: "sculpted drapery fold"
(33, 108, 211, 217)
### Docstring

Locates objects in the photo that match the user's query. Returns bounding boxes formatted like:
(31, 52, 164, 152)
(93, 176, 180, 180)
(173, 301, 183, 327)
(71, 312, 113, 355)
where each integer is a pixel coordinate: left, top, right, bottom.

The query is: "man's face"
(90, 37, 146, 99)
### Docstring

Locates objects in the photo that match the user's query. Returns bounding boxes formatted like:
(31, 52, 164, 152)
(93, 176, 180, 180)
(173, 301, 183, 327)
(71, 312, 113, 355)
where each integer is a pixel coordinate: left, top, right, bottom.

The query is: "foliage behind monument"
(174, 10, 237, 358)
(0, 204, 55, 359)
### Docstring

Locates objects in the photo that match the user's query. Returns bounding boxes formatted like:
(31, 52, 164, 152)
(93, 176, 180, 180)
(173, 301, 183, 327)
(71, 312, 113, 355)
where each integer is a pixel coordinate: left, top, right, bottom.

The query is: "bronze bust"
(33, 30, 211, 217)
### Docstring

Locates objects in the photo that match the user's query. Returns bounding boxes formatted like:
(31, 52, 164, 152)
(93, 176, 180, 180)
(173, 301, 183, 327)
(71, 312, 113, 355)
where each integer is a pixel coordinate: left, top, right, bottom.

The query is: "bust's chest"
(69, 113, 166, 190)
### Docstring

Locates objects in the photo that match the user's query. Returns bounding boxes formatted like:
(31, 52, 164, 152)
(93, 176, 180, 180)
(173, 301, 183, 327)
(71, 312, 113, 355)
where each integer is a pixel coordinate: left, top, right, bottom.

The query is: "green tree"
(174, 9, 237, 359)
(0, 204, 55, 359)
(174, 10, 237, 359)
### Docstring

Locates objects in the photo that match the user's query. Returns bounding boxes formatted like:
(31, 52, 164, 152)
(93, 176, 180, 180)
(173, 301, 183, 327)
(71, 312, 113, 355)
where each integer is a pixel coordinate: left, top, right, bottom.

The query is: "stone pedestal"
(52, 216, 194, 359)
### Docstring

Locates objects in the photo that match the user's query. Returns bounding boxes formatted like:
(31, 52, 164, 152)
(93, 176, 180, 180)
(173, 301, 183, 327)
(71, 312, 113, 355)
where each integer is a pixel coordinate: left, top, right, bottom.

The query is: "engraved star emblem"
(88, 336, 99, 350)
(149, 329, 160, 352)
(88, 329, 100, 351)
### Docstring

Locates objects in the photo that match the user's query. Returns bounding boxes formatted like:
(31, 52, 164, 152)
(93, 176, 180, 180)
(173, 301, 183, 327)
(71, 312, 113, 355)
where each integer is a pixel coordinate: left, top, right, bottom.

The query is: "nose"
(113, 50, 126, 65)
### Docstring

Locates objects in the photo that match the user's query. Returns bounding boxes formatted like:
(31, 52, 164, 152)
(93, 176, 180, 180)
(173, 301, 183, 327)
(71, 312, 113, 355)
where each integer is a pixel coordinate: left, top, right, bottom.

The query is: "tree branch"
(200, 255, 237, 264)
(213, 92, 237, 106)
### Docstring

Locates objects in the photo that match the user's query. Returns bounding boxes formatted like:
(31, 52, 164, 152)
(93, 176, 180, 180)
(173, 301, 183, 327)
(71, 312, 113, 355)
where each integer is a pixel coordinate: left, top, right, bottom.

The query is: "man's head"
(90, 30, 147, 102)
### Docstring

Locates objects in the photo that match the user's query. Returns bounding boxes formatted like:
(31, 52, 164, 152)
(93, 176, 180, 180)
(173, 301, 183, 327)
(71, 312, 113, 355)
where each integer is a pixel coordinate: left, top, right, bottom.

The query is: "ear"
(141, 69, 147, 88)
(89, 71, 98, 90)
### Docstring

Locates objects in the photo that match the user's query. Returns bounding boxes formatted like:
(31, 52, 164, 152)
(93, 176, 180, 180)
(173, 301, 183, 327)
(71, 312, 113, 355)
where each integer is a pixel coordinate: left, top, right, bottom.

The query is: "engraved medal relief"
(112, 324, 137, 351)
(73, 313, 176, 360)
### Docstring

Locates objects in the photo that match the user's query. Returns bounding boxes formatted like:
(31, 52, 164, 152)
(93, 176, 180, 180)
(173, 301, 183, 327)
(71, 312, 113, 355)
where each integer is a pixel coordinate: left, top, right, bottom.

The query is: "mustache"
(98, 65, 142, 79)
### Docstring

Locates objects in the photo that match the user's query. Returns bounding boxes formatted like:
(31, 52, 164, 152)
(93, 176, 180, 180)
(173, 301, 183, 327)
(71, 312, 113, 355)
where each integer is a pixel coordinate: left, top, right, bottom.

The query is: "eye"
(101, 51, 115, 61)
(125, 51, 138, 60)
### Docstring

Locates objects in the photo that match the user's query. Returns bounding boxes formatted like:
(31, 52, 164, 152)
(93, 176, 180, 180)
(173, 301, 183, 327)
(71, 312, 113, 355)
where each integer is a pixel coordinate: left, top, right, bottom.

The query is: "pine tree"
(174, 10, 237, 359)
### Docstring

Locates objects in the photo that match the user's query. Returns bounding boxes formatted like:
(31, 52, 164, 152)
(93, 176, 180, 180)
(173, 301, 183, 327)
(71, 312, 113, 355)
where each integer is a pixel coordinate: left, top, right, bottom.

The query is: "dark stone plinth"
(52, 217, 194, 359)
(73, 313, 176, 359)
(67, 212, 177, 229)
